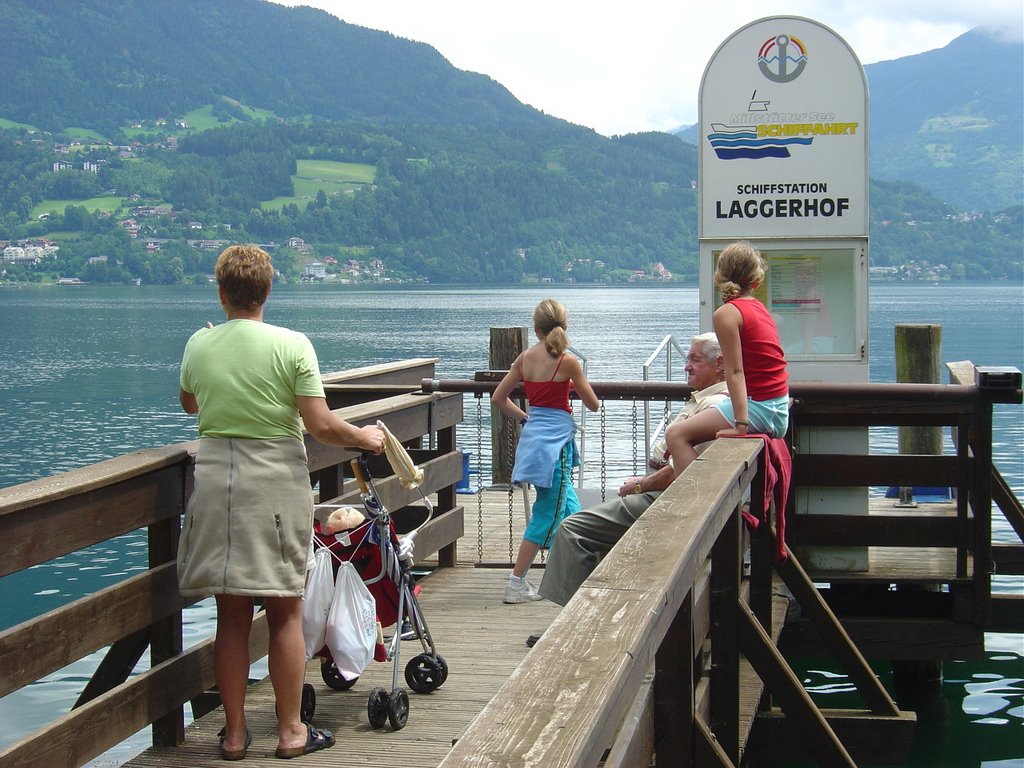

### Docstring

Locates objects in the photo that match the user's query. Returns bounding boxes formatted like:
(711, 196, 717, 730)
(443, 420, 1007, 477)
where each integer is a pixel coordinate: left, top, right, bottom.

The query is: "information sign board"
(699, 16, 868, 239)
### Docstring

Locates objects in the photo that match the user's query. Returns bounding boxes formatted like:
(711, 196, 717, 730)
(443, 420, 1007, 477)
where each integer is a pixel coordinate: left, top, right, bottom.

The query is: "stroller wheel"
(387, 687, 410, 731)
(435, 654, 449, 686)
(405, 653, 448, 693)
(320, 659, 358, 691)
(367, 686, 390, 729)
(301, 682, 317, 722)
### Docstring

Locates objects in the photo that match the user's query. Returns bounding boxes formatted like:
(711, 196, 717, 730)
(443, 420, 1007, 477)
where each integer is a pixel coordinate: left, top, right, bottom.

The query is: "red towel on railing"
(725, 434, 791, 561)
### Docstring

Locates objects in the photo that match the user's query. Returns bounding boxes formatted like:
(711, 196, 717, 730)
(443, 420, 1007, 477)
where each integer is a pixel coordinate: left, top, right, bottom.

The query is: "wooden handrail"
(439, 438, 765, 767)
(425, 377, 1021, 405)
(0, 361, 467, 768)
(440, 436, 913, 766)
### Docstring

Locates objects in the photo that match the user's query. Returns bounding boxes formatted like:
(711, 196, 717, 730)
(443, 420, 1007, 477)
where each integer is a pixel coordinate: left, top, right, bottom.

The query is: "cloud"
(273, 0, 1023, 135)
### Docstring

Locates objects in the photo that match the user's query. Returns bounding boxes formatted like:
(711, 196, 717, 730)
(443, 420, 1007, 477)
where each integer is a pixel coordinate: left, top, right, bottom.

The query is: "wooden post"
(490, 327, 529, 484)
(895, 324, 943, 457)
(893, 323, 944, 683)
(149, 514, 185, 746)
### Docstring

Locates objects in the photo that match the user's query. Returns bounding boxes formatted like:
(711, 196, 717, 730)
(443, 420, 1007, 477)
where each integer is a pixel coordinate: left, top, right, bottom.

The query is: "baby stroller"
(309, 441, 448, 731)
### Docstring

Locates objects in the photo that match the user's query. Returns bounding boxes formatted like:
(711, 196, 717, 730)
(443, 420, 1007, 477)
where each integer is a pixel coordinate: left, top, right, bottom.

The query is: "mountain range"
(0, 0, 1019, 284)
(0, 0, 548, 131)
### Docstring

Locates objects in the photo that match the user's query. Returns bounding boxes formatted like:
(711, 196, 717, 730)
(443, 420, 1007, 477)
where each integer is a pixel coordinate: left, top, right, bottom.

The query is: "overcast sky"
(272, 0, 1023, 136)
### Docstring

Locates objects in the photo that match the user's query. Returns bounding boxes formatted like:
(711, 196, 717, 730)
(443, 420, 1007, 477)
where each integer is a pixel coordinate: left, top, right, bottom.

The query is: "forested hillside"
(0, 1, 1019, 286)
(0, 0, 545, 134)
(0, 121, 704, 284)
(866, 29, 1022, 214)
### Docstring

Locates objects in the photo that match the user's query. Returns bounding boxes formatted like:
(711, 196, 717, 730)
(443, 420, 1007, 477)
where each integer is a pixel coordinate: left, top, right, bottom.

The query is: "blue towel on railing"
(511, 407, 580, 489)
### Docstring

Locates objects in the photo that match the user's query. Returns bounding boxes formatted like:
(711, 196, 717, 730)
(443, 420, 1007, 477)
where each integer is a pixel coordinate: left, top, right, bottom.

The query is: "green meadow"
(31, 196, 124, 219)
(120, 100, 279, 140)
(30, 159, 376, 220)
(263, 159, 376, 211)
(180, 101, 278, 132)
(65, 127, 109, 142)
(0, 117, 38, 132)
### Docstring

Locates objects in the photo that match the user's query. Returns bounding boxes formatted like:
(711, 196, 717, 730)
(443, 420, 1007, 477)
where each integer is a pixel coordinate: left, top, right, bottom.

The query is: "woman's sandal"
(218, 728, 252, 761)
(275, 723, 335, 759)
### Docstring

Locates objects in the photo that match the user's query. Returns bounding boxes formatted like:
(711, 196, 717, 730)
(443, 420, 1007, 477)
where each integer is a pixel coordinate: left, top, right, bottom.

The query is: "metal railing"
(641, 334, 689, 467)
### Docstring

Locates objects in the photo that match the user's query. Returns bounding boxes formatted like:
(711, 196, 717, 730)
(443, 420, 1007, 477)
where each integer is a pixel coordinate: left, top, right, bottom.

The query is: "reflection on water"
(798, 634, 1024, 766)
(0, 283, 1021, 766)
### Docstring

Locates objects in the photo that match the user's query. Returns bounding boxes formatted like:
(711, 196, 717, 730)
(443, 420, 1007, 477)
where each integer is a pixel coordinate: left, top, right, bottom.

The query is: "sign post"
(698, 16, 871, 570)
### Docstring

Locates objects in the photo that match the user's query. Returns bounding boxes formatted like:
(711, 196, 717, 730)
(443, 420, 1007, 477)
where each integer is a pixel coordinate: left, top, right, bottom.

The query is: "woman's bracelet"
(734, 419, 749, 427)
(519, 417, 528, 426)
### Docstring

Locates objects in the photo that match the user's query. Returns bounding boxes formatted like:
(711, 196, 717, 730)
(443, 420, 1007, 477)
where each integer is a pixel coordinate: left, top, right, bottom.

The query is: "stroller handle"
(350, 454, 371, 493)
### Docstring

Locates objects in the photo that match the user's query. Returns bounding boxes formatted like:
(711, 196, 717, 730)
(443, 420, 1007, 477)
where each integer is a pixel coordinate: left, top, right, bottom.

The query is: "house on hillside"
(651, 262, 673, 280)
(302, 262, 327, 282)
(120, 218, 139, 238)
(286, 237, 312, 254)
(4, 245, 46, 265)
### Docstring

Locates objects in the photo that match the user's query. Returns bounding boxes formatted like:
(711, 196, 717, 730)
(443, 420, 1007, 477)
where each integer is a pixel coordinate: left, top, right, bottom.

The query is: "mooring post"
(893, 322, 944, 684)
(895, 324, 943, 507)
(895, 323, 944, 457)
(489, 326, 529, 484)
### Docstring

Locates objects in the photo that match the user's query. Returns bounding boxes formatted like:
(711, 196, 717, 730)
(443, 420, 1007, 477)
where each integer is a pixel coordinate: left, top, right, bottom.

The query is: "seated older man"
(537, 332, 728, 611)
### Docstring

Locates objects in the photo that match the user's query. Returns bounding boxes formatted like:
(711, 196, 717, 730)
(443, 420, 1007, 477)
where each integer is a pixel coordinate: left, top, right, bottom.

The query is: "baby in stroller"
(302, 428, 448, 731)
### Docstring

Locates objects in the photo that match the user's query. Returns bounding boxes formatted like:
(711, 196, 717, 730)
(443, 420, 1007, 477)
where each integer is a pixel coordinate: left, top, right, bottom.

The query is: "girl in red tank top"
(492, 299, 600, 603)
(664, 241, 790, 476)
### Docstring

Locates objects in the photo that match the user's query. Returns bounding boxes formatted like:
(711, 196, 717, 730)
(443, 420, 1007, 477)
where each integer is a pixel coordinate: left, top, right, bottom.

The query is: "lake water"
(0, 282, 1021, 766)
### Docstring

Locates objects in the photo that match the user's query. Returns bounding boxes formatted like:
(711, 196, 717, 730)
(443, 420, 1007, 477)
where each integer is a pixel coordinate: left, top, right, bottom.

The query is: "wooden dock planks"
(117, 486, 917, 768)
(121, 566, 562, 767)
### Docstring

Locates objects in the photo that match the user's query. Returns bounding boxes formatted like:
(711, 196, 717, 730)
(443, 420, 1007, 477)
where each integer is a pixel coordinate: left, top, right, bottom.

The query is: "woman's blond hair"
(533, 298, 570, 357)
(715, 241, 765, 301)
(215, 245, 274, 310)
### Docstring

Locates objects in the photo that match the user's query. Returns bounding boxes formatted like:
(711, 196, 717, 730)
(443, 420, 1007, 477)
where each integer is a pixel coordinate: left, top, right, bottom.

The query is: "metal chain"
(506, 412, 516, 564)
(599, 401, 607, 502)
(475, 394, 484, 563)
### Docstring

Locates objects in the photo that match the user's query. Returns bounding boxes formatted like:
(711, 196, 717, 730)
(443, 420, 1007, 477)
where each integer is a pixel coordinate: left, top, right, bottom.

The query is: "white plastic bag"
(301, 547, 334, 660)
(324, 561, 377, 680)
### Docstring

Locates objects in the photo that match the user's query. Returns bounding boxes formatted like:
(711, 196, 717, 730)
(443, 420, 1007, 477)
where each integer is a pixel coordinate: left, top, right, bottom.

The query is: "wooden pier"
(1, 358, 1021, 768)
(108, 487, 792, 768)
(121, 562, 564, 767)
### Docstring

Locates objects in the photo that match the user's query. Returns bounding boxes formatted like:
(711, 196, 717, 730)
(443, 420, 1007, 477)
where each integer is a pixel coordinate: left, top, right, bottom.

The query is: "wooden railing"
(2, 359, 1018, 768)
(428, 361, 1021, 766)
(439, 438, 913, 767)
(0, 360, 464, 768)
(780, 366, 1024, 654)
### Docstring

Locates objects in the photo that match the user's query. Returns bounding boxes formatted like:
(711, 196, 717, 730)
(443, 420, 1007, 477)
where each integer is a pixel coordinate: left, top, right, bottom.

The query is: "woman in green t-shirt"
(177, 245, 384, 760)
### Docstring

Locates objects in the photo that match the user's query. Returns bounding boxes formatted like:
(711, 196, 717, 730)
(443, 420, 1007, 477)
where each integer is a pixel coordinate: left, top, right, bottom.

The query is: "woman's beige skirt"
(177, 437, 313, 597)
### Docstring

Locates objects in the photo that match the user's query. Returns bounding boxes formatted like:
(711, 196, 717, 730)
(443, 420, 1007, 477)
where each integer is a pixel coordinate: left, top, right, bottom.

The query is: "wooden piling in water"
(489, 326, 528, 484)
(895, 324, 944, 456)
(894, 323, 944, 683)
